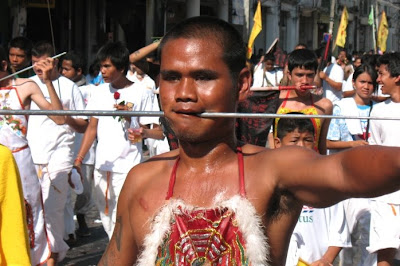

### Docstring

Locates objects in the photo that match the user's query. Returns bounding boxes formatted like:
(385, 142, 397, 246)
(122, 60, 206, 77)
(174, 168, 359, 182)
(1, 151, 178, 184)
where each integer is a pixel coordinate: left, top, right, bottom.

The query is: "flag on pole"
(247, 0, 262, 59)
(368, 7, 374, 25)
(335, 6, 348, 48)
(377, 11, 389, 53)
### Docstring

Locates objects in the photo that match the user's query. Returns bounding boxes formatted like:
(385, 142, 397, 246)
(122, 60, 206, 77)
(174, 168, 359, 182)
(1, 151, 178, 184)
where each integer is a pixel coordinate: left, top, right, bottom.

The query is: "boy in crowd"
(74, 41, 158, 239)
(27, 41, 88, 265)
(274, 115, 350, 265)
(8, 36, 35, 78)
(368, 52, 400, 266)
(59, 51, 95, 239)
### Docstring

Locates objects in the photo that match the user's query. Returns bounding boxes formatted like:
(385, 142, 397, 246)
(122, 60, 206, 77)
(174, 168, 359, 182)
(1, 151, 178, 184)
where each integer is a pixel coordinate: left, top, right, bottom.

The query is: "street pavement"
(60, 205, 108, 266)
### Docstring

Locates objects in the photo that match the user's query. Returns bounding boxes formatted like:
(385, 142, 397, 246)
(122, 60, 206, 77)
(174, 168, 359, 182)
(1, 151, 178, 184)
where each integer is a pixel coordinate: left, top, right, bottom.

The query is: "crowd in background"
(1, 31, 400, 266)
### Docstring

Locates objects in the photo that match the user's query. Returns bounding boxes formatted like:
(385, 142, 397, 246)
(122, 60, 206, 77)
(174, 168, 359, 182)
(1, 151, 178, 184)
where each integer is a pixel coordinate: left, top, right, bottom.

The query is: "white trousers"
(37, 164, 70, 262)
(93, 169, 127, 239)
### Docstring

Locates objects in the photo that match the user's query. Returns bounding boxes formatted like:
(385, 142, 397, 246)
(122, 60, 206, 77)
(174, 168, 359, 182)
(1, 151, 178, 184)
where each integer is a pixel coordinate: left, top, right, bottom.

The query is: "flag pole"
(329, 0, 336, 52)
(371, 5, 377, 54)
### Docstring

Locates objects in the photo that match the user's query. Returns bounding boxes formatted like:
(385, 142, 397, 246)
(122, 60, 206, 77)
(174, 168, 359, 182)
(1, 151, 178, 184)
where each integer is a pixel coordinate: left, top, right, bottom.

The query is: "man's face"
(60, 59, 79, 82)
(338, 51, 346, 61)
(159, 37, 239, 142)
(274, 129, 315, 150)
(264, 60, 274, 72)
(353, 58, 362, 68)
(377, 64, 398, 96)
(100, 58, 123, 83)
(288, 66, 315, 96)
(9, 47, 29, 70)
(32, 54, 49, 80)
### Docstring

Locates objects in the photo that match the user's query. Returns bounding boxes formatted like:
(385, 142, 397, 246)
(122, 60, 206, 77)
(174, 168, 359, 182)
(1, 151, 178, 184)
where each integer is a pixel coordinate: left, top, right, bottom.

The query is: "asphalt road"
(60, 205, 108, 266)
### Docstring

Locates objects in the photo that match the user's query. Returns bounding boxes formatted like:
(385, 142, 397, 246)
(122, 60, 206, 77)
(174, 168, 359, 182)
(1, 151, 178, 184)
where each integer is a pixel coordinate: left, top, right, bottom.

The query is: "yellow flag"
(377, 11, 389, 52)
(247, 1, 262, 59)
(335, 6, 348, 48)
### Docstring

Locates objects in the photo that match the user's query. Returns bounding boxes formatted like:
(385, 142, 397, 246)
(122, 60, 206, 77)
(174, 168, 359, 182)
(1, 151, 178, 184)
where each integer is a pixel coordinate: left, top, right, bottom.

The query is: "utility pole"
(329, 0, 336, 52)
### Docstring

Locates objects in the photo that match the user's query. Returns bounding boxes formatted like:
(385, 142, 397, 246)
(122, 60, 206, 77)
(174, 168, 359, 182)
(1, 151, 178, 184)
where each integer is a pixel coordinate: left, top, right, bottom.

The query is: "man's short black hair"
(62, 51, 85, 74)
(158, 16, 246, 82)
(96, 41, 130, 75)
(377, 52, 400, 78)
(32, 41, 54, 57)
(276, 112, 315, 140)
(288, 49, 318, 73)
(8, 36, 33, 57)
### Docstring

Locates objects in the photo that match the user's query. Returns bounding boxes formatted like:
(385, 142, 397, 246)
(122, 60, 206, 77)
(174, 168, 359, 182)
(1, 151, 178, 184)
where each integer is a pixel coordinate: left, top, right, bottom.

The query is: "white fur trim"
(136, 195, 270, 265)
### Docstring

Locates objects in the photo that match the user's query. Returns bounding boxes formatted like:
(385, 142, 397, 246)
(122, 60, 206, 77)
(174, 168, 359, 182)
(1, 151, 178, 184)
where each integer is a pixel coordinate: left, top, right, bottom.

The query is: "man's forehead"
(292, 66, 315, 73)
(32, 54, 49, 61)
(9, 47, 26, 55)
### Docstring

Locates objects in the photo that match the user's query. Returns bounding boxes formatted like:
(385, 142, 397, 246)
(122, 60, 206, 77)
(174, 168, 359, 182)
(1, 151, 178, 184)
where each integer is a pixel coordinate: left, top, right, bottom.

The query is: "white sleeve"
(342, 73, 354, 92)
(138, 90, 159, 125)
(368, 108, 381, 145)
(71, 84, 88, 120)
(252, 67, 264, 88)
(330, 64, 344, 83)
(327, 202, 352, 248)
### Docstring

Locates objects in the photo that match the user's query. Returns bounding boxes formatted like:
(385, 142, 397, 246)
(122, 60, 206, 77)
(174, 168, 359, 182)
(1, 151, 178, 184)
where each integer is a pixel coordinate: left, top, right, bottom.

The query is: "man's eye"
(163, 75, 179, 81)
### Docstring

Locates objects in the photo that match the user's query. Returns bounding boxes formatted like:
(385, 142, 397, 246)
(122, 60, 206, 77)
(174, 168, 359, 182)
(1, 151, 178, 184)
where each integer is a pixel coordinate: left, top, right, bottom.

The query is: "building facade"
(2, 0, 399, 71)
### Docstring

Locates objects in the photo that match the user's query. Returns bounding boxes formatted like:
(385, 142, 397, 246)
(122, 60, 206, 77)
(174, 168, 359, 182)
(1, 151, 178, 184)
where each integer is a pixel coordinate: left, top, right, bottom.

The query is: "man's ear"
(237, 67, 251, 102)
(274, 137, 281, 149)
(77, 68, 83, 76)
(1, 60, 8, 72)
(394, 75, 400, 84)
(288, 71, 292, 82)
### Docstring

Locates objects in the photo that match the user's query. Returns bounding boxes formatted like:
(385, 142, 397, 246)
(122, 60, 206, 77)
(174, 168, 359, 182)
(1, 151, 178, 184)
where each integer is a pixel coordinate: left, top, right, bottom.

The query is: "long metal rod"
(0, 52, 67, 82)
(0, 109, 399, 121)
(250, 85, 316, 91)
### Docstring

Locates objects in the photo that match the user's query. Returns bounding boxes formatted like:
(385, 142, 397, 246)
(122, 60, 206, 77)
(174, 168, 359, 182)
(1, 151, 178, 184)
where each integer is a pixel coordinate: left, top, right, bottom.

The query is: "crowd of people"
(1, 16, 400, 266)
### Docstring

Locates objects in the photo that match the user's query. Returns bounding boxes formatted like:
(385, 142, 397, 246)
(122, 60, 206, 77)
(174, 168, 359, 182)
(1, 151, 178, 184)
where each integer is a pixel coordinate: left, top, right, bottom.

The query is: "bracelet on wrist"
(74, 156, 83, 164)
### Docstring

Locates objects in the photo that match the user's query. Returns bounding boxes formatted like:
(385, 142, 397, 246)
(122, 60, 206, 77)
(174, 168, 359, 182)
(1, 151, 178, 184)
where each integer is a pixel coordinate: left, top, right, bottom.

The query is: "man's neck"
(390, 89, 400, 103)
(111, 76, 132, 89)
(178, 140, 239, 167)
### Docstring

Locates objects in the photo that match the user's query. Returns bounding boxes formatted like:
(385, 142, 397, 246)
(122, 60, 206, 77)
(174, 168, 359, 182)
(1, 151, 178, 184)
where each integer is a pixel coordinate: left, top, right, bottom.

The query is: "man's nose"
(175, 78, 197, 102)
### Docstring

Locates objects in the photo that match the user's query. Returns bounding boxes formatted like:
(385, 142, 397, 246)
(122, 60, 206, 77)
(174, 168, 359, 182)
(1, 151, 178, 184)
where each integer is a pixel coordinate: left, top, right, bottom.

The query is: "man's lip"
(173, 108, 202, 115)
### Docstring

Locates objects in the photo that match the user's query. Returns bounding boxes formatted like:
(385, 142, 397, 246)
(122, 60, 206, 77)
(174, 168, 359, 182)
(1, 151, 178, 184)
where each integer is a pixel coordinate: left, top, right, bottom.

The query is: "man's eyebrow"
(190, 69, 218, 77)
(160, 70, 180, 76)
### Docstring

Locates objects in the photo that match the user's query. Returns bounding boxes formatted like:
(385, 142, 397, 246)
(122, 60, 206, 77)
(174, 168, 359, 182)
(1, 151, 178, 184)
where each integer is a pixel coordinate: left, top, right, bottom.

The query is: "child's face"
(274, 129, 315, 150)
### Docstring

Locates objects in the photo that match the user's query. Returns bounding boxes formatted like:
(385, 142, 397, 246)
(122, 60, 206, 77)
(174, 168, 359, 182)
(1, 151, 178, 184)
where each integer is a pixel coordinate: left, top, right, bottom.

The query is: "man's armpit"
(267, 187, 302, 222)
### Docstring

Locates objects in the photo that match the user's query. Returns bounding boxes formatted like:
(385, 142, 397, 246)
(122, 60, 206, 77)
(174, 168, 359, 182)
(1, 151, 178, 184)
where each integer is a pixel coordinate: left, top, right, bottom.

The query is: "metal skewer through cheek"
(0, 52, 67, 82)
(250, 85, 317, 91)
(0, 109, 398, 121)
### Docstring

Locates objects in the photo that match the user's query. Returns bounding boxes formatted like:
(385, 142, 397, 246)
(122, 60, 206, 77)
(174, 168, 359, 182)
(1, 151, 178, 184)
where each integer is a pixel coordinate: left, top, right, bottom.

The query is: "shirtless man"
(0, 45, 64, 265)
(269, 49, 333, 154)
(99, 16, 400, 265)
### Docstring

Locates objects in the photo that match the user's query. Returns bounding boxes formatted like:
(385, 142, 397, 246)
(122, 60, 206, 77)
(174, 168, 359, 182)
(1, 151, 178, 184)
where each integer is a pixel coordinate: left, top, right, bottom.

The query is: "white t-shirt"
(85, 82, 157, 173)
(73, 84, 96, 165)
(286, 203, 351, 265)
(27, 75, 87, 168)
(369, 99, 400, 204)
(323, 63, 344, 103)
(342, 72, 354, 92)
(252, 67, 283, 88)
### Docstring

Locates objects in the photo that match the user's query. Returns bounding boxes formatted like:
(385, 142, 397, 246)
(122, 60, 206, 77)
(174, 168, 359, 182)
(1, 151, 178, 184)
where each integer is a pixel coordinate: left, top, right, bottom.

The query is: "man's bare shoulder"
(124, 149, 179, 204)
(13, 78, 39, 88)
(314, 96, 333, 114)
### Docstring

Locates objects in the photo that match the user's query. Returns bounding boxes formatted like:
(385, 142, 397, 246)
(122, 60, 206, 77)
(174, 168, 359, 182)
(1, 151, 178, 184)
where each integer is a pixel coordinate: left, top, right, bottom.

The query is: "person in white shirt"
(60, 51, 96, 239)
(27, 41, 88, 266)
(273, 116, 351, 266)
(252, 53, 283, 88)
(315, 47, 344, 103)
(74, 41, 158, 239)
(127, 59, 169, 157)
(367, 52, 400, 266)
